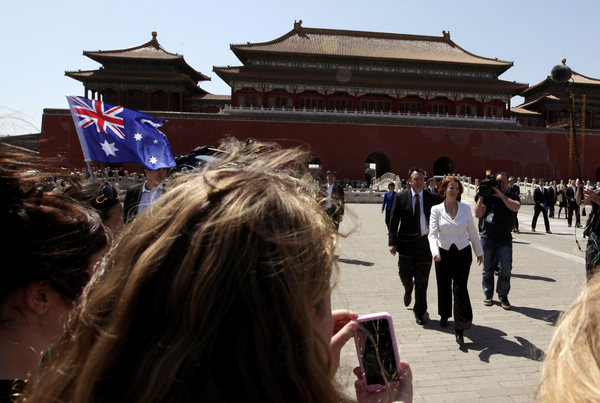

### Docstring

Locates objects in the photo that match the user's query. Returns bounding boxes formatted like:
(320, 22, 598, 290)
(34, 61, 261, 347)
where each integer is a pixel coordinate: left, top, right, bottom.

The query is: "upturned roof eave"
(230, 22, 514, 73)
(232, 47, 513, 74)
(83, 32, 210, 82)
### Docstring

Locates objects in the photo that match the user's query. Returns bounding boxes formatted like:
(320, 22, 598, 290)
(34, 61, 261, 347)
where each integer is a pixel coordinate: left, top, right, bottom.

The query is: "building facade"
(41, 23, 600, 182)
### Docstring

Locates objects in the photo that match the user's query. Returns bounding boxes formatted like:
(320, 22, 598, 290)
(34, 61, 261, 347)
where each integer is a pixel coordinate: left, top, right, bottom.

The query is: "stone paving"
(332, 195, 587, 402)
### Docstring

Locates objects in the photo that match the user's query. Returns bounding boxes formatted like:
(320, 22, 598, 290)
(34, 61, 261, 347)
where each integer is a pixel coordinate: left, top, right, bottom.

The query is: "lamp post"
(550, 59, 583, 183)
(551, 59, 585, 215)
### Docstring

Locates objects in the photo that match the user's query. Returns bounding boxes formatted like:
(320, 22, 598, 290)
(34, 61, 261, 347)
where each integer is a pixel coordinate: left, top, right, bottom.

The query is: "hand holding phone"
(353, 312, 401, 392)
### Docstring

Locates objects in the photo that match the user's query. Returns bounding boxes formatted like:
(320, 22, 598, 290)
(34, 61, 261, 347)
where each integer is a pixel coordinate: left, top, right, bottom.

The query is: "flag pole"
(86, 161, 95, 180)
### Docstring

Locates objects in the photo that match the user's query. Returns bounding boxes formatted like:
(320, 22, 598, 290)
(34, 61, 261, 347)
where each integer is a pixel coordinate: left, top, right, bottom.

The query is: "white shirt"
(326, 183, 334, 208)
(428, 201, 483, 257)
(411, 189, 428, 236)
(137, 182, 164, 215)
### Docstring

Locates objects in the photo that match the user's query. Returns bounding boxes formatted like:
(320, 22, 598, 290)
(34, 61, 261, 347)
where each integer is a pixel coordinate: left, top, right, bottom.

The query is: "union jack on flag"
(66, 96, 175, 170)
(70, 96, 126, 139)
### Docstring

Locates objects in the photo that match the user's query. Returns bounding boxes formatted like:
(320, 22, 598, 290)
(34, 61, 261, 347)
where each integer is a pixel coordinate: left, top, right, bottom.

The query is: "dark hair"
(64, 181, 119, 222)
(438, 176, 464, 198)
(0, 152, 108, 304)
(408, 167, 425, 176)
(388, 182, 395, 188)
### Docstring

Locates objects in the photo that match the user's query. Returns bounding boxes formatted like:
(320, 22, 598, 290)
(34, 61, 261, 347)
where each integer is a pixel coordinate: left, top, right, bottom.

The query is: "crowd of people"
(3, 138, 600, 402)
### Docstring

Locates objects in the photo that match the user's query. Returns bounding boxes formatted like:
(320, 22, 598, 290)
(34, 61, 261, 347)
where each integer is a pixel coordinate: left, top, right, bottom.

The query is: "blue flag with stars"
(66, 96, 176, 170)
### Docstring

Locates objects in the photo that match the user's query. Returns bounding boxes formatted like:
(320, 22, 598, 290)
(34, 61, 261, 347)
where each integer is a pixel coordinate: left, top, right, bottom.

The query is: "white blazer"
(428, 201, 483, 257)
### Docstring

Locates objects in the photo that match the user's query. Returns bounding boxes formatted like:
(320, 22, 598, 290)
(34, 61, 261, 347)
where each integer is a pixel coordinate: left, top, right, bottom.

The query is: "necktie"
(414, 193, 421, 235)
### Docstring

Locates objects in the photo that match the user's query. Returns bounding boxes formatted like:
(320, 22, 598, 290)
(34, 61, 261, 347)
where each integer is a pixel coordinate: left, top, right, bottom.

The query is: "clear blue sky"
(1, 0, 599, 136)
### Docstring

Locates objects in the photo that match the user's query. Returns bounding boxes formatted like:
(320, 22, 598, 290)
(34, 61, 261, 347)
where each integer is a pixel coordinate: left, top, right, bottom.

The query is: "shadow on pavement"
(466, 324, 545, 362)
(511, 273, 556, 282)
(422, 322, 545, 362)
(510, 305, 561, 325)
(336, 258, 374, 267)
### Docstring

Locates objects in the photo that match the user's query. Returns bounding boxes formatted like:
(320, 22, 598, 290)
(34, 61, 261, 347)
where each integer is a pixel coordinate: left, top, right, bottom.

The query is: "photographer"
(577, 183, 600, 281)
(475, 172, 521, 310)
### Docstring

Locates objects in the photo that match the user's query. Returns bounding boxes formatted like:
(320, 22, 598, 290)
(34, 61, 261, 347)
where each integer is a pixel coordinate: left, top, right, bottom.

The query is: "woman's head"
(537, 275, 600, 402)
(28, 140, 342, 402)
(438, 176, 463, 199)
(0, 151, 107, 344)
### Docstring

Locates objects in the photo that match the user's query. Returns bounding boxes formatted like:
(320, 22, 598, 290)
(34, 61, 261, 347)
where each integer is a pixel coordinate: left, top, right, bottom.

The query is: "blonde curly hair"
(25, 139, 350, 402)
(537, 274, 600, 402)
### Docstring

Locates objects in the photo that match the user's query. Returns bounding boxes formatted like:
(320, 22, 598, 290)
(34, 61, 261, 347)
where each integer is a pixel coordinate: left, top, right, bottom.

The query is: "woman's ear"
(25, 281, 50, 314)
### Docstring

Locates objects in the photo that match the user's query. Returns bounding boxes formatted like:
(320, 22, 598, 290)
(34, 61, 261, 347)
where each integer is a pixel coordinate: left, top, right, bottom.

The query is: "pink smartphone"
(353, 312, 401, 391)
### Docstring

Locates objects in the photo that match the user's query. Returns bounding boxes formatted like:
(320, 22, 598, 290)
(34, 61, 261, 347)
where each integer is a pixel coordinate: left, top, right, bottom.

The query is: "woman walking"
(428, 177, 483, 344)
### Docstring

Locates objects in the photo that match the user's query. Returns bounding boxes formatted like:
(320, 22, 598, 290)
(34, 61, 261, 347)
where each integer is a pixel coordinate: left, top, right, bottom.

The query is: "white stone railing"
(222, 105, 517, 123)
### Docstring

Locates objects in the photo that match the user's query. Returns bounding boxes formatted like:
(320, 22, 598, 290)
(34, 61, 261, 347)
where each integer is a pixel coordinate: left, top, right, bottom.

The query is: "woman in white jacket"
(428, 177, 483, 344)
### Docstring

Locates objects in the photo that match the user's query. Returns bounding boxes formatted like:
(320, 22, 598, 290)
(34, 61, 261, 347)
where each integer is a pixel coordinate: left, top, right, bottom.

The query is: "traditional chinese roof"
(510, 105, 542, 116)
(81, 32, 210, 82)
(521, 70, 600, 98)
(230, 21, 514, 74)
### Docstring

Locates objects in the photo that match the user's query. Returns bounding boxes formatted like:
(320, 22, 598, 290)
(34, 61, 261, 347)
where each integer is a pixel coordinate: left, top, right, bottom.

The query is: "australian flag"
(66, 96, 176, 170)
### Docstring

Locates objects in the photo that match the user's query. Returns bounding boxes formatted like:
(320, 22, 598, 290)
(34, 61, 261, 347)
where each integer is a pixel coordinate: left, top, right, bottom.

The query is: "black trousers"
(385, 209, 392, 229)
(397, 236, 432, 317)
(532, 205, 550, 231)
(568, 203, 580, 226)
(435, 244, 473, 331)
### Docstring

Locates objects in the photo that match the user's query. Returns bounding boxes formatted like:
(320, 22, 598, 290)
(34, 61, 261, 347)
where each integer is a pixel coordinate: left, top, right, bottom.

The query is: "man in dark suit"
(321, 170, 344, 231)
(388, 167, 441, 325)
(531, 178, 551, 233)
(547, 181, 557, 218)
(123, 168, 169, 224)
(566, 179, 581, 228)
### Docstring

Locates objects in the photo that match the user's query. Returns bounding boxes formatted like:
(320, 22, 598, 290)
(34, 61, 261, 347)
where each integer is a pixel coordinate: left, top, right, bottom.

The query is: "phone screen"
(356, 317, 400, 386)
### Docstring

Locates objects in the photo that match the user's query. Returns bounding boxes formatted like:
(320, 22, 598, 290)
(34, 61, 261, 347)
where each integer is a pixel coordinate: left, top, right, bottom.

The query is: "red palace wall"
(40, 110, 600, 182)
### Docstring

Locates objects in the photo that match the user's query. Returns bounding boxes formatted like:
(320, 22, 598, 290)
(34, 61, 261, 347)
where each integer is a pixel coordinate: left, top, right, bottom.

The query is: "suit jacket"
(566, 186, 578, 206)
(123, 183, 143, 224)
(547, 186, 557, 204)
(388, 189, 441, 246)
(321, 182, 345, 218)
(533, 186, 547, 207)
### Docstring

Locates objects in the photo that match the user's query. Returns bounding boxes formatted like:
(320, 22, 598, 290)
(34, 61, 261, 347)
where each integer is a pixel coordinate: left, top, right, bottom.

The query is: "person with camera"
(577, 183, 600, 281)
(531, 178, 551, 234)
(475, 172, 521, 310)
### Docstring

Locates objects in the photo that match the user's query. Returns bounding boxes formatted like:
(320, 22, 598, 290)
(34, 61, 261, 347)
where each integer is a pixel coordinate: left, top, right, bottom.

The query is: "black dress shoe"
(455, 329, 464, 344)
(440, 317, 448, 327)
(415, 315, 425, 325)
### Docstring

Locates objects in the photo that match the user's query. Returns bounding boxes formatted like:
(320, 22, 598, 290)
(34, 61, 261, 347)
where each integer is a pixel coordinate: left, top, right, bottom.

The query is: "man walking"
(547, 181, 558, 218)
(321, 170, 344, 231)
(388, 167, 441, 325)
(381, 182, 396, 229)
(566, 179, 581, 228)
(532, 178, 551, 234)
(475, 172, 521, 310)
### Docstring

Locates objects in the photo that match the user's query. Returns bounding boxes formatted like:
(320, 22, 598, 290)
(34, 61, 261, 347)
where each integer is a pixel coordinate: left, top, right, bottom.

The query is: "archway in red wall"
(433, 157, 455, 176)
(595, 167, 600, 182)
(365, 151, 391, 179)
